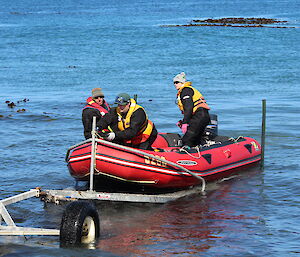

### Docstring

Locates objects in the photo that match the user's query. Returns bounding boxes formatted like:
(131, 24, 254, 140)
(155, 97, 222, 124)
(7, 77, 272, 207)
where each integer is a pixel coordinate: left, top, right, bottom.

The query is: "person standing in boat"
(173, 72, 211, 147)
(97, 93, 158, 150)
(82, 87, 110, 139)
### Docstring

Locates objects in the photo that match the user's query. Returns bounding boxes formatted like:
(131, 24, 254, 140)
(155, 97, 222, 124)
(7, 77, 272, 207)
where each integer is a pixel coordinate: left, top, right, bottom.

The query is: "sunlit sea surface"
(0, 0, 299, 256)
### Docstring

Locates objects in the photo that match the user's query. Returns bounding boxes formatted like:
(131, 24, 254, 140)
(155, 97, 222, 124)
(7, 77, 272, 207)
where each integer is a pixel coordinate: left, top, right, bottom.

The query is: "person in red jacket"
(82, 88, 110, 139)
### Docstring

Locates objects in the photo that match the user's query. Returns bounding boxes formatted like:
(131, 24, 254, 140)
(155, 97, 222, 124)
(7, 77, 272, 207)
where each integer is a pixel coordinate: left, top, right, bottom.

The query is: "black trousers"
(133, 126, 158, 150)
(182, 108, 210, 147)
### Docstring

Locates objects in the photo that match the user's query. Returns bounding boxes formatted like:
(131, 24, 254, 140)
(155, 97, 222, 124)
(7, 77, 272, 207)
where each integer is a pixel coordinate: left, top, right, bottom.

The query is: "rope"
(179, 145, 202, 159)
(179, 139, 222, 159)
(228, 136, 244, 143)
(94, 168, 156, 184)
(95, 131, 102, 139)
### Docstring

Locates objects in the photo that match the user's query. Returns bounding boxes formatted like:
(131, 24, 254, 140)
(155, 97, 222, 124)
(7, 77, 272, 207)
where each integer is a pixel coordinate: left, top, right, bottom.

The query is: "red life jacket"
(83, 97, 110, 116)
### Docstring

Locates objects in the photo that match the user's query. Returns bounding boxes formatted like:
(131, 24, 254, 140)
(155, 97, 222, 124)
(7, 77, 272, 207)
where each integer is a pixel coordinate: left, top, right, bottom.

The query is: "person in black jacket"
(173, 72, 211, 147)
(98, 93, 157, 150)
(82, 88, 110, 139)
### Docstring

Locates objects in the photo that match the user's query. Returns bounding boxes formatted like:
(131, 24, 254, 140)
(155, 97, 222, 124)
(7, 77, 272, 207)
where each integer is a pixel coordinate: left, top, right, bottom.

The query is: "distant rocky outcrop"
(162, 17, 295, 28)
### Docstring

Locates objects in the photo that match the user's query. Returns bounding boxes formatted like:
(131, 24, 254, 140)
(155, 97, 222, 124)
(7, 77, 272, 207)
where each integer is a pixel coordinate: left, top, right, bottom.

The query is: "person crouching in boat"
(173, 72, 211, 148)
(82, 87, 110, 139)
(98, 93, 158, 150)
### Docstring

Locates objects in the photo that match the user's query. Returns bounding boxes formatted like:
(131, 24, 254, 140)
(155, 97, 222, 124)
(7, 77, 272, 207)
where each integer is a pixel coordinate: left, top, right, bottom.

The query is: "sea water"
(0, 0, 299, 256)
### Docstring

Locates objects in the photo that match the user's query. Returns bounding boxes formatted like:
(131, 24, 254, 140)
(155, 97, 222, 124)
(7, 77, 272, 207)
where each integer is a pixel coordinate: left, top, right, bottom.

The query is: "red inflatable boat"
(66, 133, 261, 189)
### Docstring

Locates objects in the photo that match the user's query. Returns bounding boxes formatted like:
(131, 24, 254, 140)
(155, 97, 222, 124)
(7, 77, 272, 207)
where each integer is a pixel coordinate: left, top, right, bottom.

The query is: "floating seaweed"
(5, 99, 29, 106)
(17, 98, 29, 103)
(7, 102, 16, 108)
(161, 17, 296, 28)
(5, 99, 29, 112)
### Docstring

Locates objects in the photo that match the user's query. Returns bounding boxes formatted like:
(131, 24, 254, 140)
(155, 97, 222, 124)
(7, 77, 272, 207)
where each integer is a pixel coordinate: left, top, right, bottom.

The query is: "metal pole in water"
(89, 116, 97, 191)
(261, 99, 266, 169)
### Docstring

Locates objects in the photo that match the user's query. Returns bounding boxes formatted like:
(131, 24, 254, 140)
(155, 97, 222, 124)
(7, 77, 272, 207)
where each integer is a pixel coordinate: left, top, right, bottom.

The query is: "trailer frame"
(0, 184, 204, 237)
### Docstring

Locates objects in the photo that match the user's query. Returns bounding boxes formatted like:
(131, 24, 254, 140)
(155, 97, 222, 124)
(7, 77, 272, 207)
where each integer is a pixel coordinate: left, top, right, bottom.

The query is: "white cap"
(173, 72, 186, 83)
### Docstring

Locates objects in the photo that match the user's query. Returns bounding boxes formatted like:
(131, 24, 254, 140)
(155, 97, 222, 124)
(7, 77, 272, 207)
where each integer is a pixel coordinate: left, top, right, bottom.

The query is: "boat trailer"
(0, 118, 206, 244)
(0, 185, 205, 238)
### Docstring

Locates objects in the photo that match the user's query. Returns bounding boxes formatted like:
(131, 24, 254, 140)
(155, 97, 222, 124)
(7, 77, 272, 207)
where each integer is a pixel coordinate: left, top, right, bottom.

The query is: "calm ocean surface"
(0, 0, 299, 256)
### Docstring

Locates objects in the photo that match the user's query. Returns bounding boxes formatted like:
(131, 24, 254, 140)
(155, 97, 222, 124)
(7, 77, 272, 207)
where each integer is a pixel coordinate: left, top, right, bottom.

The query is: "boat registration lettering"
(144, 155, 167, 167)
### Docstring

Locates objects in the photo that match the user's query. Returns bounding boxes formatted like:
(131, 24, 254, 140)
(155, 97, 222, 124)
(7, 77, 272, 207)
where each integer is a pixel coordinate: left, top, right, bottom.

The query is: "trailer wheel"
(60, 201, 100, 247)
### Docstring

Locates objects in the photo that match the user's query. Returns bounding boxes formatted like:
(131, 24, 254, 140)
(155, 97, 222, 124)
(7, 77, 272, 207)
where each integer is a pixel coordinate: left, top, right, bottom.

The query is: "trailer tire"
(60, 201, 100, 247)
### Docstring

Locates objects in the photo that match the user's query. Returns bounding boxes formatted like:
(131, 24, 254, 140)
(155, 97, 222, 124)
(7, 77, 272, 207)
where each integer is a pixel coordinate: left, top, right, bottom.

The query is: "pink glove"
(181, 124, 188, 134)
(176, 120, 183, 128)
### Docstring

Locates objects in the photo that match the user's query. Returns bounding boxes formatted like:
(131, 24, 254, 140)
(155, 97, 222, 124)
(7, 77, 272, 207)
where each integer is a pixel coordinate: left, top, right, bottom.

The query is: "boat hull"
(67, 135, 261, 189)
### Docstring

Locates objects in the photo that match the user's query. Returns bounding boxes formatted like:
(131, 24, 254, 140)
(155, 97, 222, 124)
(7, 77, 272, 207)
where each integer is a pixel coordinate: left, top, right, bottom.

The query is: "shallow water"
(1, 0, 300, 256)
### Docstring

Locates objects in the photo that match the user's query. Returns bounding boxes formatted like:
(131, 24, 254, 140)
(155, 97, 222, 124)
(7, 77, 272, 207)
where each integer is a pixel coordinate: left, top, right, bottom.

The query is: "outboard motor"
(204, 114, 218, 139)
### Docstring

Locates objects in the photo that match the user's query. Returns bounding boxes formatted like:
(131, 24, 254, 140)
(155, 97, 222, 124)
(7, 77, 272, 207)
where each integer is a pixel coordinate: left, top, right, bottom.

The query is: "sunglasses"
(174, 81, 181, 84)
(94, 96, 104, 99)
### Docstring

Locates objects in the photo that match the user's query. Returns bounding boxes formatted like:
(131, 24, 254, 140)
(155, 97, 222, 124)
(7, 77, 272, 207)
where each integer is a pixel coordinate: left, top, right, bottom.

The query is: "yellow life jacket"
(176, 82, 210, 113)
(117, 99, 154, 145)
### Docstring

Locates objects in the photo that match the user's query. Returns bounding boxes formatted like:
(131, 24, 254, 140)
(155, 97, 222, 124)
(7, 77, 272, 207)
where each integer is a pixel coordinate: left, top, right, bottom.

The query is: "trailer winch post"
(89, 116, 97, 191)
(261, 99, 266, 169)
